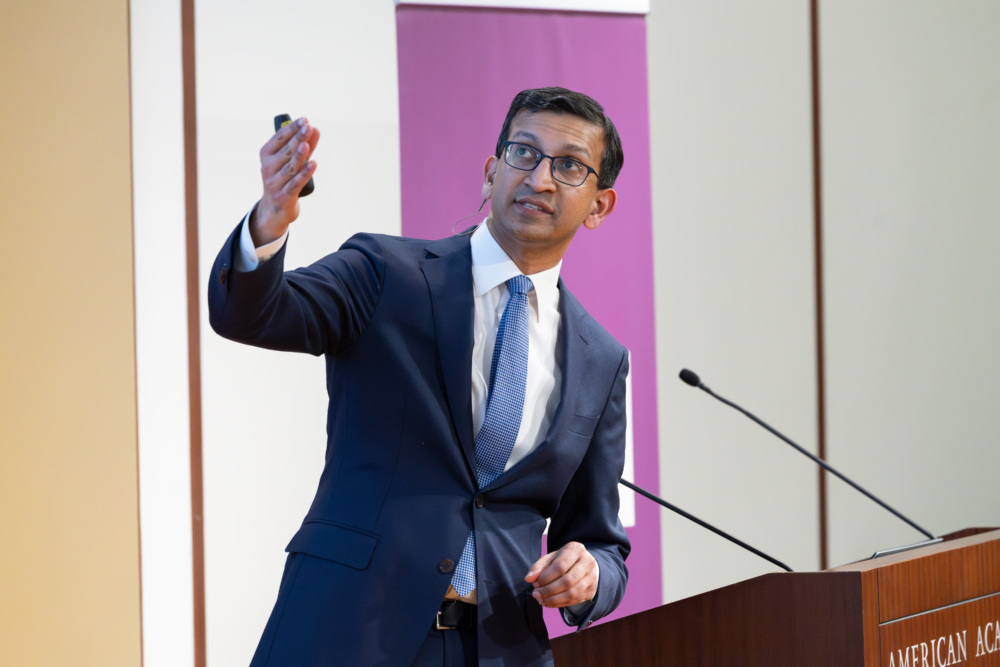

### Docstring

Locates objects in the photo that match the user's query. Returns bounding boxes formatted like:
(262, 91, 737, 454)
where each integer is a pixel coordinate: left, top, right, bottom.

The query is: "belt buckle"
(435, 609, 457, 631)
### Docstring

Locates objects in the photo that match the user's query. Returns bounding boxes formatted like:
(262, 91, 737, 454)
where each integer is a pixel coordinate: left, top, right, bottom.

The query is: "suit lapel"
(546, 283, 593, 443)
(419, 235, 477, 475)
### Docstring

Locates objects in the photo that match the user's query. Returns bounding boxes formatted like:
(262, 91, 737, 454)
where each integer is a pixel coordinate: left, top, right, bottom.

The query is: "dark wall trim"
(810, 0, 830, 571)
(181, 0, 206, 664)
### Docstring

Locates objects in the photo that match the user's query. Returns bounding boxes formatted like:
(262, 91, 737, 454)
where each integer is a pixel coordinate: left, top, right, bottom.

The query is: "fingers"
(261, 117, 315, 163)
(525, 542, 598, 609)
(524, 551, 558, 584)
(306, 124, 321, 157)
(276, 140, 316, 196)
(261, 117, 318, 189)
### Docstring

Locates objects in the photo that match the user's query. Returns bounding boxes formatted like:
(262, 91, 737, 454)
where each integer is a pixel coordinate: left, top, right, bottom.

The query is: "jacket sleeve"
(207, 219, 385, 356)
(548, 347, 631, 630)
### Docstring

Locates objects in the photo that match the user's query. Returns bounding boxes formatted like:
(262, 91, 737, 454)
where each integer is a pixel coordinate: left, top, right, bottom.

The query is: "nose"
(523, 156, 557, 192)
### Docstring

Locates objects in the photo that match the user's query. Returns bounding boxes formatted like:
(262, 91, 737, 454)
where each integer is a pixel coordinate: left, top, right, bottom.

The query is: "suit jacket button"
(475, 495, 485, 509)
(219, 265, 227, 284)
(438, 559, 455, 574)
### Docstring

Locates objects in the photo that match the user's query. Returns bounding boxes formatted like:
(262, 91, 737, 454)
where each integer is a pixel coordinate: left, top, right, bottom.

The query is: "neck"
(485, 218, 566, 275)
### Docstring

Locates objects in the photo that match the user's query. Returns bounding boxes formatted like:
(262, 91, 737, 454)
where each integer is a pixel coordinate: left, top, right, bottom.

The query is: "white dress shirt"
(469, 222, 562, 469)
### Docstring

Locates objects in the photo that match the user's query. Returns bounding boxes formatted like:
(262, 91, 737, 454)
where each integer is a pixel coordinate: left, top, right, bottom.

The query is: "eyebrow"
(510, 130, 592, 160)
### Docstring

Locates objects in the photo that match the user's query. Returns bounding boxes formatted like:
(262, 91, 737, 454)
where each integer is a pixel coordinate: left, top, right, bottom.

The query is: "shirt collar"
(470, 221, 561, 319)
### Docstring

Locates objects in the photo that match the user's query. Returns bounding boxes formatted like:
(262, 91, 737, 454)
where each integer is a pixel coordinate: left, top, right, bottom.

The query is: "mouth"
(515, 198, 553, 214)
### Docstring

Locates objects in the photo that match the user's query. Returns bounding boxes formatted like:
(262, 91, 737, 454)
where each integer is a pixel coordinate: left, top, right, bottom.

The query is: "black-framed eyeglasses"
(501, 141, 599, 187)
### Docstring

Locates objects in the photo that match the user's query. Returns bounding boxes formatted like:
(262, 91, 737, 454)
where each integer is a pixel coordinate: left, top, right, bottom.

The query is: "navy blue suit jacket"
(208, 222, 630, 666)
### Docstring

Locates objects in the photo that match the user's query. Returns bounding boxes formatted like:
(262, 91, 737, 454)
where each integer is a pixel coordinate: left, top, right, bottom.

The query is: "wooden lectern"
(552, 528, 1000, 666)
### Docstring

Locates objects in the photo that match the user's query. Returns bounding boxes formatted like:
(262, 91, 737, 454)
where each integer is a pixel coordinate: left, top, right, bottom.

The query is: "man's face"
(483, 110, 617, 272)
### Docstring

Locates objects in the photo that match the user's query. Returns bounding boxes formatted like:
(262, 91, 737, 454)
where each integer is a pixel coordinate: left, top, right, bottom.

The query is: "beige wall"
(0, 1, 142, 665)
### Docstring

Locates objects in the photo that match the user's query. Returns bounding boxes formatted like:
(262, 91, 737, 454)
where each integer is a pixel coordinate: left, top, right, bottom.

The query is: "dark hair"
(495, 87, 624, 190)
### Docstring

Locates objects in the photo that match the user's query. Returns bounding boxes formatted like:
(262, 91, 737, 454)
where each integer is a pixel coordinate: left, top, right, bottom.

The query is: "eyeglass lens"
(504, 142, 593, 186)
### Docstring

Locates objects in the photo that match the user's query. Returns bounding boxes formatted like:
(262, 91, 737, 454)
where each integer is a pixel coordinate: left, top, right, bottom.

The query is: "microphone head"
(679, 368, 701, 387)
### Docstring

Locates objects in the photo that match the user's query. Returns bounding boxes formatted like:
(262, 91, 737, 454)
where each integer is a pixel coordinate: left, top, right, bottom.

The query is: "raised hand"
(250, 117, 321, 246)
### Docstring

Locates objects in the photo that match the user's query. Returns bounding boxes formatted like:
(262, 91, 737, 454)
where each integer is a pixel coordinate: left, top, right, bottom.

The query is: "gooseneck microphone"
(619, 477, 793, 572)
(678, 368, 937, 542)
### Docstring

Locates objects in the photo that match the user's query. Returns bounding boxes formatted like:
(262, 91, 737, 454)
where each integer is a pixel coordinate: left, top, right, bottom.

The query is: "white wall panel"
(195, 2, 401, 664)
(821, 2, 1000, 566)
(130, 1, 195, 665)
(647, 0, 819, 603)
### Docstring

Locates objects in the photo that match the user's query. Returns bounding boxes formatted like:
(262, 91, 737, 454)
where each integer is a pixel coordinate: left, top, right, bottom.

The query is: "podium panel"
(879, 594, 1000, 666)
(552, 529, 1000, 666)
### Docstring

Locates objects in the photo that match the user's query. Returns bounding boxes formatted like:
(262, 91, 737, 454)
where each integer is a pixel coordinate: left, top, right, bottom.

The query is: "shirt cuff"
(234, 206, 289, 272)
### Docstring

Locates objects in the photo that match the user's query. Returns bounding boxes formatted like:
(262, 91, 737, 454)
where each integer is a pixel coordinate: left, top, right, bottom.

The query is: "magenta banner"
(396, 5, 660, 635)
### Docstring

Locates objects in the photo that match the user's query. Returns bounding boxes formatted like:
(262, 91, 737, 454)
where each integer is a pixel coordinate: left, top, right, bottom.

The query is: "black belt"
(435, 599, 476, 631)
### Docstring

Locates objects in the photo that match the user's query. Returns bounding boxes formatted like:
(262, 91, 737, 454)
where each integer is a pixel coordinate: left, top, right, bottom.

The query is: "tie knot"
(506, 275, 533, 297)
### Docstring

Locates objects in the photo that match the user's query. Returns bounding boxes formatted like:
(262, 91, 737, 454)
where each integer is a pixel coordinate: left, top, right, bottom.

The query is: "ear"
(582, 187, 617, 230)
(482, 155, 499, 201)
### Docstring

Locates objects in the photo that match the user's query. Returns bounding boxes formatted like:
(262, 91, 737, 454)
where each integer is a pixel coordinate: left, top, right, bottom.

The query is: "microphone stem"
(619, 478, 793, 572)
(700, 385, 936, 541)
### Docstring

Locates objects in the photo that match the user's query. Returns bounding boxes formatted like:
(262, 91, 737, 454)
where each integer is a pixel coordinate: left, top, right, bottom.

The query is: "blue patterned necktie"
(451, 275, 534, 596)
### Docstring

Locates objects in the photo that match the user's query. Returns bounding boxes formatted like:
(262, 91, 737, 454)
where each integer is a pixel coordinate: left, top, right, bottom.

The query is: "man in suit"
(208, 87, 630, 666)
